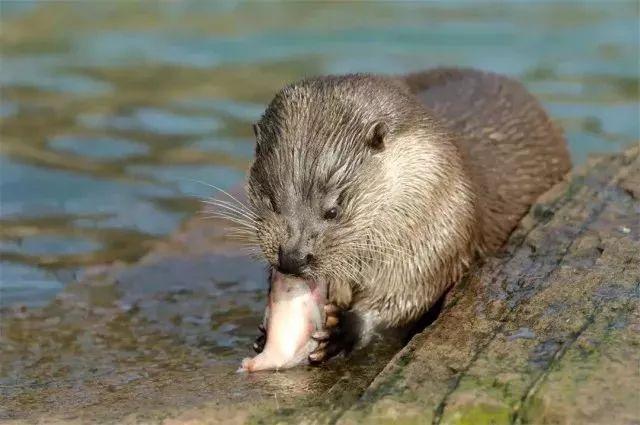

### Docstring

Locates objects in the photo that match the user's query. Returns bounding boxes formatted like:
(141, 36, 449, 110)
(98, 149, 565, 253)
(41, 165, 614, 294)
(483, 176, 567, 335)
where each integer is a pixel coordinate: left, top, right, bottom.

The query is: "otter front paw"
(309, 304, 344, 363)
(252, 323, 266, 353)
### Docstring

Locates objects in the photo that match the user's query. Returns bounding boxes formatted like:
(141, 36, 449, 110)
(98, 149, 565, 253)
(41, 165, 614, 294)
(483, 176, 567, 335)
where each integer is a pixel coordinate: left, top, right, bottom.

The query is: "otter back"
(405, 68, 571, 250)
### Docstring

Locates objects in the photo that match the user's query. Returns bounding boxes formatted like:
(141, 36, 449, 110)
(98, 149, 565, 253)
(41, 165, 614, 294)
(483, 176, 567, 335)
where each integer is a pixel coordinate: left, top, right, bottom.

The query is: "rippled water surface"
(1, 1, 638, 308)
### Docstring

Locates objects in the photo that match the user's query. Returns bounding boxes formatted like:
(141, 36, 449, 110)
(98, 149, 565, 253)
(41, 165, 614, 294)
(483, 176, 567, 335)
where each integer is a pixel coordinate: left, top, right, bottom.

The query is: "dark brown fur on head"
(247, 74, 479, 322)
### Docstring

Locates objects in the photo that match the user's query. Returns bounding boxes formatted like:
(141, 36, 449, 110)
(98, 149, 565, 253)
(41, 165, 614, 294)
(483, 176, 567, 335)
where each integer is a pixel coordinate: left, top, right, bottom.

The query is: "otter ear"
(366, 121, 388, 151)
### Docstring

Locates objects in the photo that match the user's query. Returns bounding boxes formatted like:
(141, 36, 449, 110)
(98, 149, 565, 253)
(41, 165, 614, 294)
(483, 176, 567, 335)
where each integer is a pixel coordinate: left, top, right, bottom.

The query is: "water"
(0, 2, 638, 420)
(0, 1, 638, 308)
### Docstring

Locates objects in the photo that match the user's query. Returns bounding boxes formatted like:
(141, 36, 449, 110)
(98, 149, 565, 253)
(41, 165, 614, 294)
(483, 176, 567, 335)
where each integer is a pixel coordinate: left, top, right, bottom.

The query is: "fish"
(238, 270, 326, 372)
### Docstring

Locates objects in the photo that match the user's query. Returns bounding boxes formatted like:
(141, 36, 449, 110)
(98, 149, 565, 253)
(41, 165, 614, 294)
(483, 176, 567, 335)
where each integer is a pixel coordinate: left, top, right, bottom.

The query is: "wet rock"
(0, 211, 398, 423)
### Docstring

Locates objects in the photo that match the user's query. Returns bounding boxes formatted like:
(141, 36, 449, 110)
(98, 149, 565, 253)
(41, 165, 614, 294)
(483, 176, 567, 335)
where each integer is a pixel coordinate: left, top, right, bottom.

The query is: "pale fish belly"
(238, 271, 325, 372)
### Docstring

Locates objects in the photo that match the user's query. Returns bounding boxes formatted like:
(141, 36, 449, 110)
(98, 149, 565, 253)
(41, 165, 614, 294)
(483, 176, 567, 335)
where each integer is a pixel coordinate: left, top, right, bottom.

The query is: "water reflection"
(0, 0, 636, 324)
(79, 108, 221, 136)
(49, 135, 150, 160)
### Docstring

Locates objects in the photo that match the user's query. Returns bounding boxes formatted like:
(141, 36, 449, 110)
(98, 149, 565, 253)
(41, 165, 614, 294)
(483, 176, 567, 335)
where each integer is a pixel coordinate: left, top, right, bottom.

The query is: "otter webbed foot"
(309, 304, 347, 363)
(253, 323, 266, 353)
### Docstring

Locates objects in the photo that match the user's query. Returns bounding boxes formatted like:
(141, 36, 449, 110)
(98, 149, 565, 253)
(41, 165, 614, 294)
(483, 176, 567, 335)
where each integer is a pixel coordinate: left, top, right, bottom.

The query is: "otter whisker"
(360, 257, 394, 267)
(351, 241, 412, 257)
(202, 209, 257, 228)
(329, 254, 367, 283)
(329, 262, 360, 285)
(342, 242, 408, 255)
(234, 242, 260, 250)
(349, 253, 393, 268)
(201, 210, 256, 225)
(366, 234, 413, 252)
(239, 246, 261, 253)
(228, 238, 260, 246)
(202, 196, 258, 218)
(190, 179, 257, 214)
(201, 208, 254, 221)
(202, 213, 259, 231)
(202, 200, 259, 224)
(233, 243, 260, 249)
(343, 244, 410, 260)
(376, 242, 412, 254)
(226, 236, 258, 243)
(204, 219, 257, 232)
(319, 245, 396, 266)
(338, 242, 408, 261)
(202, 198, 258, 218)
(225, 229, 258, 238)
(343, 250, 400, 265)
(227, 235, 259, 244)
(320, 256, 352, 281)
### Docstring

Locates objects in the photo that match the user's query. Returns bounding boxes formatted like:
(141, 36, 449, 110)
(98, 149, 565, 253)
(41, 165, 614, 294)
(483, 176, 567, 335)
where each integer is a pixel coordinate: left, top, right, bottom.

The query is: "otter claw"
(312, 329, 331, 341)
(325, 315, 339, 328)
(309, 303, 344, 364)
(324, 304, 340, 316)
(309, 339, 343, 364)
(309, 350, 325, 363)
(324, 303, 340, 328)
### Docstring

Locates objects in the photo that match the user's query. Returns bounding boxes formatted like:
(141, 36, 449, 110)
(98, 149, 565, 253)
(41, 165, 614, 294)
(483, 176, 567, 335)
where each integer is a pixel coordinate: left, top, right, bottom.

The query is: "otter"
(245, 68, 571, 362)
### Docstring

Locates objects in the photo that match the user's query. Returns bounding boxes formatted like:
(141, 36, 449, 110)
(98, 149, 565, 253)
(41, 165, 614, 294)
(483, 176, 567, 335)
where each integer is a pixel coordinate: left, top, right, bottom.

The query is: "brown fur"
(405, 68, 571, 251)
(245, 68, 570, 344)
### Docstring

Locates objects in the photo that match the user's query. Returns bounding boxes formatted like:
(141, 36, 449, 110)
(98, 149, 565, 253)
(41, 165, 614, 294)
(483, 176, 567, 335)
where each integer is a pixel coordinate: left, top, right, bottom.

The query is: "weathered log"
(333, 145, 640, 425)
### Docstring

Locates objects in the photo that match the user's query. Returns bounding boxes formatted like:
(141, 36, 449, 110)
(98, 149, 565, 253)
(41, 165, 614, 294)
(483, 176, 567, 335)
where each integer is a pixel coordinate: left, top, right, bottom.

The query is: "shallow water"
(1, 1, 638, 308)
(0, 1, 638, 421)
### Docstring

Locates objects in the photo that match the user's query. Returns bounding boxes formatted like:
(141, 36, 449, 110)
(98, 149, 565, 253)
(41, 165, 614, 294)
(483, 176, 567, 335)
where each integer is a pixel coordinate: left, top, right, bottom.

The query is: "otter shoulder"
(402, 67, 571, 251)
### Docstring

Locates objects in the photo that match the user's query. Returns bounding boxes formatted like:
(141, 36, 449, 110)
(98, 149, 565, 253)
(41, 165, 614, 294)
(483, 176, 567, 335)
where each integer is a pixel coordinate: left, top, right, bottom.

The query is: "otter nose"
(277, 246, 312, 276)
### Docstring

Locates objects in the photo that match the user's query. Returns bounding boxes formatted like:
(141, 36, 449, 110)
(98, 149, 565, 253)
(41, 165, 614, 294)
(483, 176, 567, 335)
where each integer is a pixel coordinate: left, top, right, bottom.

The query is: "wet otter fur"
(247, 68, 570, 359)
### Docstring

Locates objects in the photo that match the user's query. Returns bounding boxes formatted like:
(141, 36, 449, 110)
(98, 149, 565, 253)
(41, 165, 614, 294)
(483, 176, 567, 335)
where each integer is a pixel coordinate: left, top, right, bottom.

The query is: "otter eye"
(323, 206, 340, 220)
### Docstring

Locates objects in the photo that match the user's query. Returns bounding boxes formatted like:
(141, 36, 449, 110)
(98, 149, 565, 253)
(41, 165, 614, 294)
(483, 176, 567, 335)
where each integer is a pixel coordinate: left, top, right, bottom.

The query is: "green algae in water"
(440, 404, 512, 425)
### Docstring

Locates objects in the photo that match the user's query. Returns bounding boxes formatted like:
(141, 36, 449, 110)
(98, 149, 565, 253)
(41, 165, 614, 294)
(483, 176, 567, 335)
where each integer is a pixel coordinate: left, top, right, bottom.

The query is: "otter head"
(247, 74, 478, 309)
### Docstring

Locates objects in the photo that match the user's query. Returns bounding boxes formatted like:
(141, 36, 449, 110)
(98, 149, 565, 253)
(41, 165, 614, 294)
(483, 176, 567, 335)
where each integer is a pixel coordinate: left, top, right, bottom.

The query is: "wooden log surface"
(332, 145, 640, 425)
